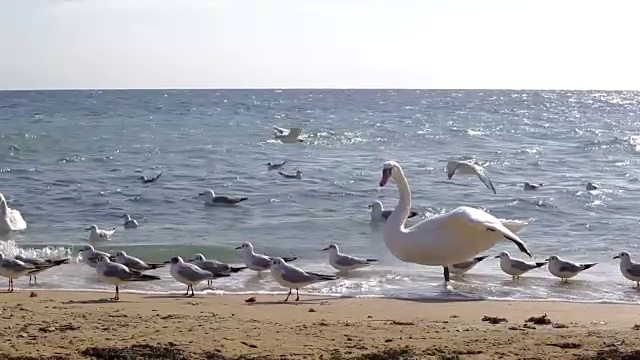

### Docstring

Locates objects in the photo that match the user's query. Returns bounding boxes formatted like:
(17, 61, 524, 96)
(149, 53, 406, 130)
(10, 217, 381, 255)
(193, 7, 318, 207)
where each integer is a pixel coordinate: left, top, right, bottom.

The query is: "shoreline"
(1, 291, 640, 359)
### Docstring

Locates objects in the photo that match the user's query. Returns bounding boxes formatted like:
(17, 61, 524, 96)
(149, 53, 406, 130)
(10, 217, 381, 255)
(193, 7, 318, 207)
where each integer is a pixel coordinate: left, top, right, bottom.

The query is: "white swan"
(378, 161, 533, 283)
(0, 192, 27, 234)
(273, 126, 304, 143)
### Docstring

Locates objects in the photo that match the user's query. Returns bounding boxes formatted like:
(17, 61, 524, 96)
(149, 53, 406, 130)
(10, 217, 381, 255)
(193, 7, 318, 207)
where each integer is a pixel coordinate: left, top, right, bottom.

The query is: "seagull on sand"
(270, 257, 338, 301)
(235, 242, 298, 274)
(0, 252, 50, 292)
(169, 256, 230, 297)
(613, 252, 640, 287)
(188, 253, 248, 286)
(95, 255, 161, 300)
(13, 254, 70, 285)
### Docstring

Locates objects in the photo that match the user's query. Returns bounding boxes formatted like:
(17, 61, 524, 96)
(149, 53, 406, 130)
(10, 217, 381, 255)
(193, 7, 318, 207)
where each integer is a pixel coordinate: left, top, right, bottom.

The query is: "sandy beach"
(0, 290, 639, 359)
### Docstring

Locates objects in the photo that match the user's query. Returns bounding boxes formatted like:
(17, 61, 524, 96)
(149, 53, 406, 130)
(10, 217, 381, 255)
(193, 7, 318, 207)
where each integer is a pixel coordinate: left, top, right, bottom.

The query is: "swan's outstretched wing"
(273, 126, 288, 135)
(498, 218, 534, 234)
(288, 127, 302, 138)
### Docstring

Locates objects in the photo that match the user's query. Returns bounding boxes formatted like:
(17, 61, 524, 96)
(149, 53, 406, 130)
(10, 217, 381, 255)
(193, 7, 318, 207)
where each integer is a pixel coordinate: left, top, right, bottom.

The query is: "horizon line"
(1, 87, 639, 92)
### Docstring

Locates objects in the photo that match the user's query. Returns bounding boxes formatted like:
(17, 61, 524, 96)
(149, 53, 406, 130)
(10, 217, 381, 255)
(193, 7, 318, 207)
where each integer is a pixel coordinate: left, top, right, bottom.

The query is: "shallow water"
(2, 89, 640, 303)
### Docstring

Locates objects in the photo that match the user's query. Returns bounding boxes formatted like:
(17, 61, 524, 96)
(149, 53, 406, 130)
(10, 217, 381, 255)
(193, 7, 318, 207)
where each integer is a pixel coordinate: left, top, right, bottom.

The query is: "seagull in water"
(95, 255, 161, 301)
(188, 253, 248, 287)
(523, 182, 543, 191)
(322, 244, 377, 273)
(495, 251, 547, 279)
(86, 225, 116, 242)
(114, 251, 165, 271)
(545, 255, 597, 282)
(123, 214, 139, 229)
(448, 255, 490, 276)
(169, 256, 230, 297)
(13, 254, 70, 285)
(273, 126, 304, 143)
(368, 200, 419, 222)
(265, 161, 287, 171)
(78, 244, 113, 268)
(270, 257, 339, 301)
(446, 159, 497, 194)
(613, 252, 640, 287)
(0, 252, 49, 292)
(278, 170, 302, 179)
(235, 242, 298, 274)
(199, 189, 248, 206)
(140, 172, 163, 184)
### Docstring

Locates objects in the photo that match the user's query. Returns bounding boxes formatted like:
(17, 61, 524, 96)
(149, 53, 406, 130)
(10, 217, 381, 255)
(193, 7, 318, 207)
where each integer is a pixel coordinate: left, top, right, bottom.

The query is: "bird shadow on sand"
(246, 296, 346, 305)
(61, 298, 133, 305)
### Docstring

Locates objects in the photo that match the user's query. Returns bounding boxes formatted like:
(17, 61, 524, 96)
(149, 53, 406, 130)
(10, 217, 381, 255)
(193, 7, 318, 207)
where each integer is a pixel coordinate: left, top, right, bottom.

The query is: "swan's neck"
(0, 200, 7, 216)
(387, 167, 411, 229)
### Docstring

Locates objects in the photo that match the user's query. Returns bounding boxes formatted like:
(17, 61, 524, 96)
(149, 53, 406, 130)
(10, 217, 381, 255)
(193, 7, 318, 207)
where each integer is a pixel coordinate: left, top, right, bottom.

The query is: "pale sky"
(1, 0, 639, 90)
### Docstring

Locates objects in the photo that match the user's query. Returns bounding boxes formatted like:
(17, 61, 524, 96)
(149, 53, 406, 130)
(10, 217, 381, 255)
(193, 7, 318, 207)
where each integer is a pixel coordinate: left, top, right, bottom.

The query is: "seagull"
(269, 257, 339, 301)
(78, 244, 114, 268)
(613, 252, 640, 287)
(278, 170, 302, 179)
(273, 126, 304, 143)
(86, 225, 116, 242)
(123, 214, 139, 229)
(235, 242, 298, 274)
(114, 251, 165, 271)
(586, 182, 599, 191)
(448, 255, 490, 275)
(140, 172, 163, 184)
(0, 252, 49, 292)
(188, 253, 248, 286)
(199, 189, 248, 206)
(94, 255, 161, 300)
(265, 161, 287, 171)
(13, 255, 70, 285)
(523, 182, 543, 191)
(446, 159, 497, 194)
(322, 244, 377, 273)
(546, 255, 597, 282)
(495, 251, 547, 279)
(368, 200, 419, 222)
(169, 256, 230, 297)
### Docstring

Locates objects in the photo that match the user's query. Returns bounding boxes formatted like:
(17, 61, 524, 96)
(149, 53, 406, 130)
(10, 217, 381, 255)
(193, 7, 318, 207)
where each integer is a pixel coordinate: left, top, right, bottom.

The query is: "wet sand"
(1, 290, 640, 359)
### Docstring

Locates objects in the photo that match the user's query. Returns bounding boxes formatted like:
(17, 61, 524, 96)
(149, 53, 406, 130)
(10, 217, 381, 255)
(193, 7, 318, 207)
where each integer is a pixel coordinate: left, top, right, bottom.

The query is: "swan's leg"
(443, 266, 450, 282)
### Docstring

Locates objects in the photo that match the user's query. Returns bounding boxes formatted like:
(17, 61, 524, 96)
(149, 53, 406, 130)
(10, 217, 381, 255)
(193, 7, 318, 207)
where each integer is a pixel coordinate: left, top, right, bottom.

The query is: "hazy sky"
(1, 0, 639, 90)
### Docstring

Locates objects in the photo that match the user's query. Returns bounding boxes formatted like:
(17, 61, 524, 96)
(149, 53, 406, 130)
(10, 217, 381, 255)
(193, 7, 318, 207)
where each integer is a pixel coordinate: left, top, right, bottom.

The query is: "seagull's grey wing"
(380, 210, 392, 220)
(22, 257, 49, 266)
(510, 259, 537, 271)
(335, 254, 368, 267)
(213, 195, 246, 204)
(2, 258, 33, 271)
(198, 260, 228, 274)
(178, 264, 212, 281)
(558, 261, 583, 273)
(288, 127, 302, 138)
(273, 126, 287, 134)
(252, 255, 272, 268)
(472, 164, 497, 194)
(627, 264, 640, 277)
(121, 256, 148, 269)
(103, 263, 136, 280)
(280, 266, 314, 284)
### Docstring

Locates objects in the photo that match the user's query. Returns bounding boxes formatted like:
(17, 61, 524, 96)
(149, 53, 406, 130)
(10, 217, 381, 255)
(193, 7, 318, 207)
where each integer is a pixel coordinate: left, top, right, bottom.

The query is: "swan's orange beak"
(379, 168, 391, 187)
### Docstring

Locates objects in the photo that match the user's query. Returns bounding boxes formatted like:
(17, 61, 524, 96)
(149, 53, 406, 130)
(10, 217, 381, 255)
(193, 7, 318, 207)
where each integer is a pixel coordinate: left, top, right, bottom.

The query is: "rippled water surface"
(2, 89, 640, 302)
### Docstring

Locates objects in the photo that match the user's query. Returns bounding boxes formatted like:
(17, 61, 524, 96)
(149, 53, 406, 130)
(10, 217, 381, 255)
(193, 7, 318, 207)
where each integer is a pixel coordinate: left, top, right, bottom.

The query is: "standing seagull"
(368, 200, 419, 222)
(188, 253, 247, 286)
(235, 242, 298, 274)
(123, 214, 139, 229)
(495, 251, 547, 279)
(199, 189, 248, 206)
(0, 252, 49, 292)
(546, 255, 597, 282)
(265, 161, 287, 171)
(86, 225, 116, 242)
(448, 255, 490, 275)
(78, 245, 113, 268)
(270, 257, 338, 301)
(322, 244, 377, 273)
(169, 256, 230, 297)
(114, 251, 165, 271)
(278, 170, 302, 180)
(613, 252, 640, 287)
(273, 126, 304, 143)
(140, 172, 163, 184)
(13, 254, 70, 285)
(95, 255, 161, 301)
(446, 159, 497, 194)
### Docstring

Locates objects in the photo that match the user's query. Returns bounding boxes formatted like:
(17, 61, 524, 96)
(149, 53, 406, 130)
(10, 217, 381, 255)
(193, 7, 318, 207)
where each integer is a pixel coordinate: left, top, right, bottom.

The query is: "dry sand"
(1, 290, 640, 359)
